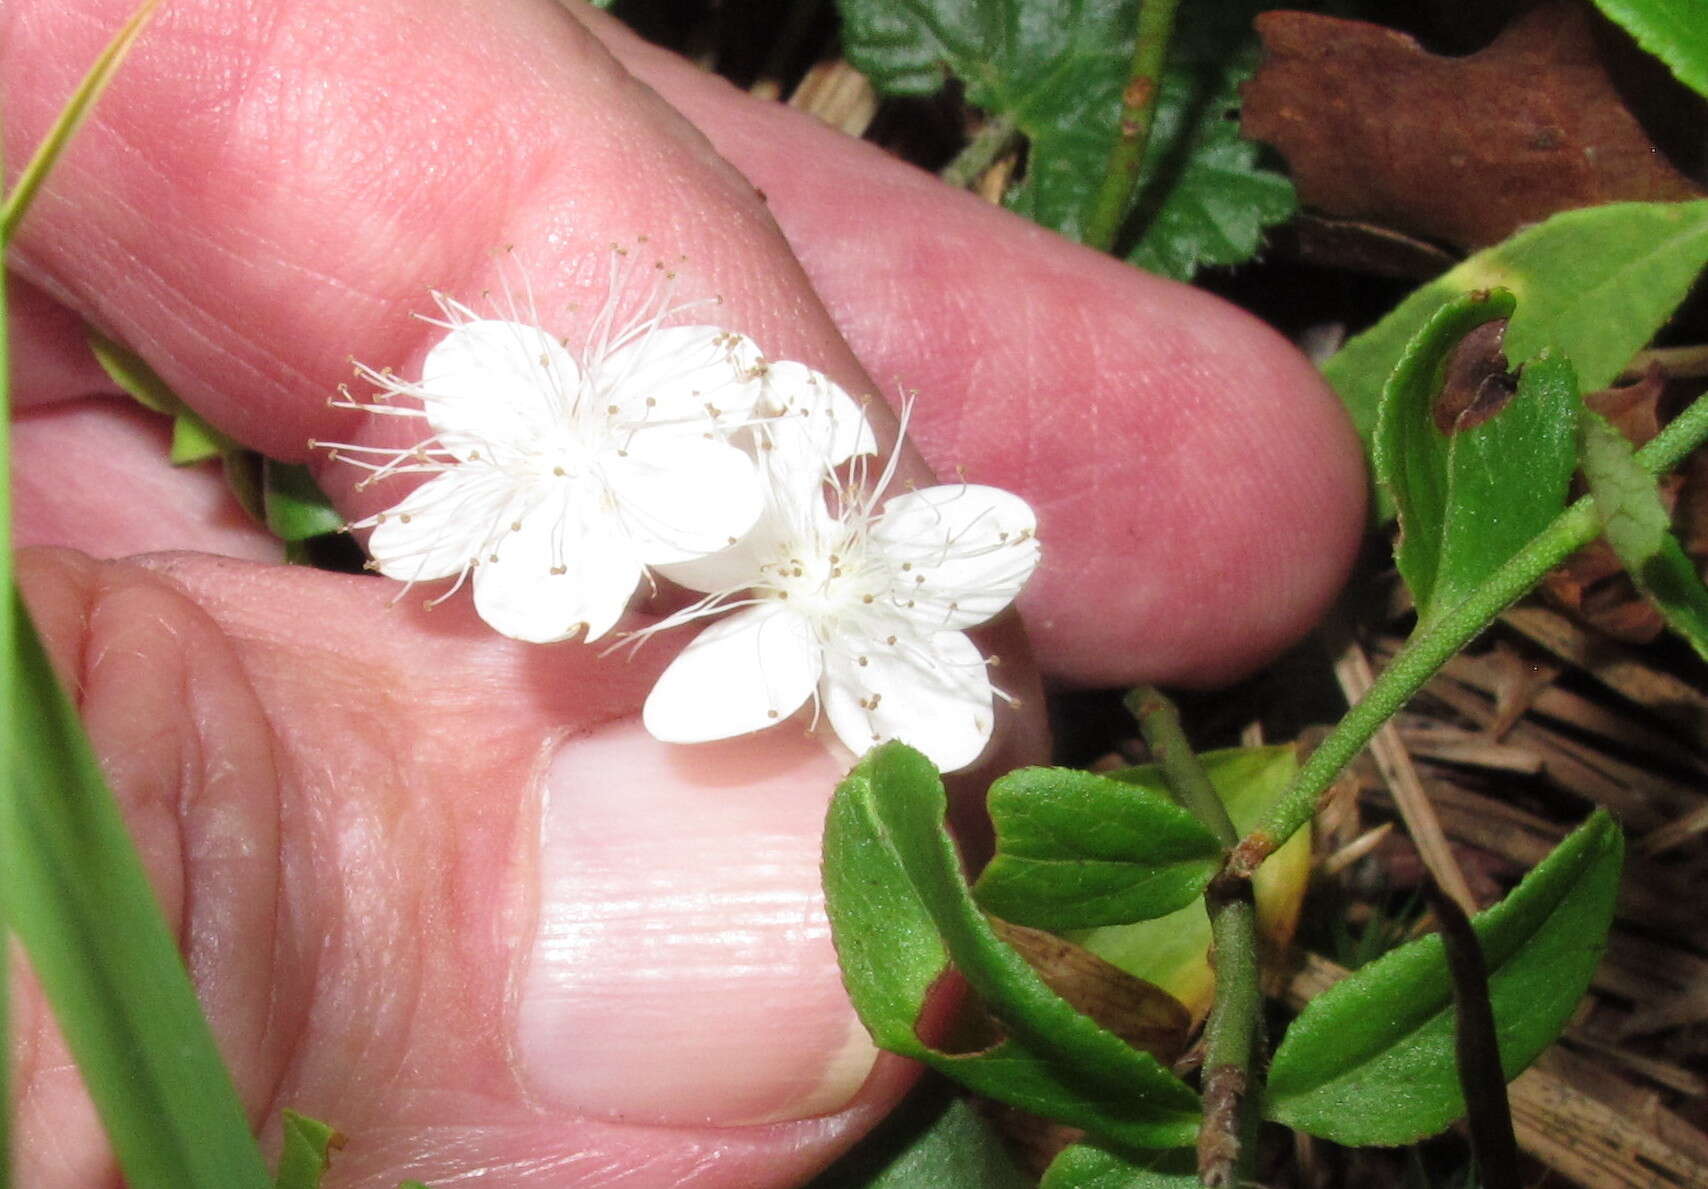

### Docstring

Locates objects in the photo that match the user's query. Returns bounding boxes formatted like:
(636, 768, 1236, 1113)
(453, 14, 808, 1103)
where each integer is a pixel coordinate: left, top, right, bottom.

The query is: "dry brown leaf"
(1242, 3, 1702, 251)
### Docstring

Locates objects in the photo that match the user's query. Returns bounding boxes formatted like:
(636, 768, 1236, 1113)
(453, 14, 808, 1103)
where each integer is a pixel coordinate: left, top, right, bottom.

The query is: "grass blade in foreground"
(1, 188, 12, 1189)
(0, 0, 161, 242)
(1, 594, 271, 1188)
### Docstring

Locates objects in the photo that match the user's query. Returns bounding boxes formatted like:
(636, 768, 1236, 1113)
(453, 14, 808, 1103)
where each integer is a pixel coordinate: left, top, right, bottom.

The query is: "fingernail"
(516, 720, 877, 1125)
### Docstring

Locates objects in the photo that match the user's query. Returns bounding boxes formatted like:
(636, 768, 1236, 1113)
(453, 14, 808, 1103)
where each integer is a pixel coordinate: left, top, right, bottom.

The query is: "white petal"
(596, 325, 766, 432)
(417, 320, 580, 462)
(653, 531, 773, 595)
(760, 361, 877, 468)
(365, 468, 519, 583)
(821, 627, 995, 773)
(470, 497, 642, 643)
(643, 602, 823, 743)
(604, 434, 763, 564)
(871, 484, 1041, 631)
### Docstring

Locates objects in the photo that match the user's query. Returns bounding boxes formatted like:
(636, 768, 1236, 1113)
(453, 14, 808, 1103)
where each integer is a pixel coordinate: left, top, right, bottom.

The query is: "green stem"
(1123, 688, 1257, 1186)
(1082, 0, 1182, 252)
(1197, 887, 1260, 1188)
(1126, 687, 1237, 845)
(940, 116, 1020, 190)
(1231, 388, 1708, 876)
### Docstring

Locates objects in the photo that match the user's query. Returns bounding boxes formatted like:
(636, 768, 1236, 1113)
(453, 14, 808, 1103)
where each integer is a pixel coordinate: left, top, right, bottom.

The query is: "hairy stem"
(1083, 0, 1182, 252)
(1231, 388, 1708, 876)
(1127, 687, 1238, 845)
(1127, 688, 1258, 1185)
(1198, 885, 1260, 1188)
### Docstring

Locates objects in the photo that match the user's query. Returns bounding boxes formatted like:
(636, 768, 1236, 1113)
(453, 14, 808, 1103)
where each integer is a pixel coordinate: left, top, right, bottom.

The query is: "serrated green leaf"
(1325, 200, 1708, 450)
(971, 767, 1220, 929)
(1041, 1142, 1196, 1187)
(1066, 746, 1309, 1020)
(272, 1112, 341, 1189)
(823, 742, 1201, 1149)
(1581, 411, 1708, 659)
(1590, 0, 1708, 98)
(837, 0, 1293, 279)
(1373, 290, 1580, 627)
(264, 460, 346, 541)
(1267, 811, 1622, 1146)
(1, 595, 272, 1188)
(806, 1091, 1032, 1189)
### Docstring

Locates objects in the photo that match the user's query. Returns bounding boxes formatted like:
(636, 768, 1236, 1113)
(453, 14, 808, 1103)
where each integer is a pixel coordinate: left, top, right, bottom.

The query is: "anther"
(767, 709, 780, 719)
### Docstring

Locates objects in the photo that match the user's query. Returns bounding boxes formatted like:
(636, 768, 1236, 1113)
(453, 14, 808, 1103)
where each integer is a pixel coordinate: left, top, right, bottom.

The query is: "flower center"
(764, 526, 885, 629)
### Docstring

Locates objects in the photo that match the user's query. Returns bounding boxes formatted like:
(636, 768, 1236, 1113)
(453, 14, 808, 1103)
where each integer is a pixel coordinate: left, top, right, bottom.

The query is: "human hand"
(3, 1, 1364, 1185)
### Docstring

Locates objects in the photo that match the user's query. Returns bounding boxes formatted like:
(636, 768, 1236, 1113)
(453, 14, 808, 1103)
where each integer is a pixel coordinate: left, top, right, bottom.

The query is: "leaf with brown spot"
(1242, 3, 1702, 251)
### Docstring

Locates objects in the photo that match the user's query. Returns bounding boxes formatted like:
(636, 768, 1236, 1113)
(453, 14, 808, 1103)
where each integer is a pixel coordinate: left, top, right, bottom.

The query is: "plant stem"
(940, 115, 1020, 190)
(1125, 688, 1257, 1186)
(1082, 0, 1182, 252)
(1127, 686, 1238, 845)
(1231, 387, 1708, 876)
(1198, 884, 1260, 1187)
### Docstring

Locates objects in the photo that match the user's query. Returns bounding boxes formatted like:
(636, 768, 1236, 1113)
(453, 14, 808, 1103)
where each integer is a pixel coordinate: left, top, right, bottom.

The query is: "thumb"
(14, 545, 913, 1187)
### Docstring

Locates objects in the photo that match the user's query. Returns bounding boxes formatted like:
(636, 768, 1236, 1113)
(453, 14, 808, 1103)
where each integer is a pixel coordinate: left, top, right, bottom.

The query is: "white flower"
(641, 436, 1041, 773)
(322, 293, 773, 644)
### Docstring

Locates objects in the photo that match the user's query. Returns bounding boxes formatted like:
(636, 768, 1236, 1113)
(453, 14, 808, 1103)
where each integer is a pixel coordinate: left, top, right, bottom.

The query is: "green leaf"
(272, 1112, 341, 1189)
(805, 1090, 1032, 1189)
(90, 331, 241, 464)
(1066, 746, 1309, 1019)
(264, 460, 346, 541)
(1581, 411, 1708, 659)
(823, 742, 1201, 1149)
(172, 412, 235, 464)
(836, 0, 1293, 279)
(1267, 811, 1622, 1146)
(1, 595, 272, 1188)
(1373, 290, 1580, 628)
(1590, 0, 1708, 98)
(972, 767, 1221, 929)
(1041, 1142, 1196, 1187)
(1325, 200, 1708, 449)
(0, 0, 161, 240)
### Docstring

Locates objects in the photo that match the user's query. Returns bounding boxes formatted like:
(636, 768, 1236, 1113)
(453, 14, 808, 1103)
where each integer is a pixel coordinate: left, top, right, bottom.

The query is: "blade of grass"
(1, 183, 13, 1189)
(2, 5, 269, 1184)
(1, 593, 272, 1188)
(0, 0, 161, 241)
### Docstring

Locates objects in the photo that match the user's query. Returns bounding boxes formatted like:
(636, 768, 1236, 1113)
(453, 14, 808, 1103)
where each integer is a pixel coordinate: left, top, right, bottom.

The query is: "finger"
(578, 5, 1365, 687)
(14, 547, 909, 1187)
(14, 398, 283, 559)
(2, 0, 1359, 692)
